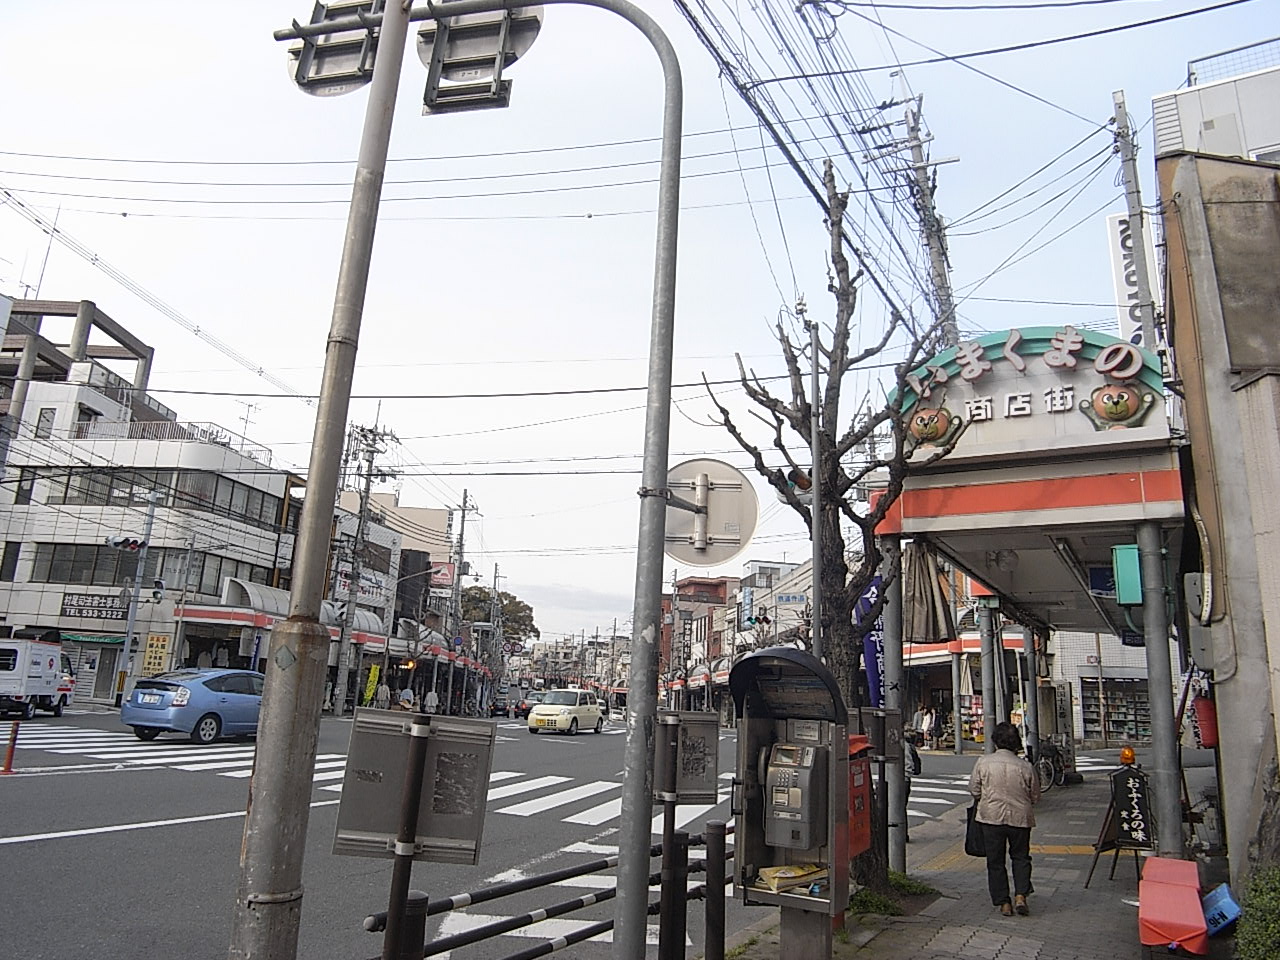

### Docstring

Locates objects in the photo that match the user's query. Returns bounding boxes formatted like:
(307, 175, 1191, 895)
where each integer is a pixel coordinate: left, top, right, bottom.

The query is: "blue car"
(121, 668, 265, 744)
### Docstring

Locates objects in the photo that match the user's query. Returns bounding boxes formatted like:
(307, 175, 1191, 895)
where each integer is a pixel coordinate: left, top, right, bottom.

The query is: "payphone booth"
(729, 647, 849, 957)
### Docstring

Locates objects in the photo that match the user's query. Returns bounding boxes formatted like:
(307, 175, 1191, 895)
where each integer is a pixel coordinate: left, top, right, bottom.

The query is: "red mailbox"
(848, 734, 873, 858)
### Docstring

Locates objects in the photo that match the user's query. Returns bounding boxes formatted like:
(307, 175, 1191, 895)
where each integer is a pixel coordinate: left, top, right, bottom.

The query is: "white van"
(0, 639, 76, 719)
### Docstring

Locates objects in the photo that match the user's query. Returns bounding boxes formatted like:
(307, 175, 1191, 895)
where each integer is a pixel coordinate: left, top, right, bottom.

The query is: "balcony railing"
(67, 419, 273, 466)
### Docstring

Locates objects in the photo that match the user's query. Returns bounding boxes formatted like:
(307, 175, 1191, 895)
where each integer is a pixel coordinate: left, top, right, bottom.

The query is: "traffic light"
(105, 535, 147, 551)
(151, 578, 165, 602)
(746, 604, 771, 626)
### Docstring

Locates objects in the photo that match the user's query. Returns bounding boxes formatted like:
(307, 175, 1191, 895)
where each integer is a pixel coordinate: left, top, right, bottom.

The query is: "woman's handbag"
(965, 804, 986, 857)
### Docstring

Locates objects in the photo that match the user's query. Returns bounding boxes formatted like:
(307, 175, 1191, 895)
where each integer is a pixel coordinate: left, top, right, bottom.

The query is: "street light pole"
(229, 3, 412, 957)
(257, 4, 682, 958)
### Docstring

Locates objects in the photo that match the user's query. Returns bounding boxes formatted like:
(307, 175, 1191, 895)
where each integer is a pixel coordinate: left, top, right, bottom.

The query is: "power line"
(751, 0, 1258, 90)
(0, 188, 309, 403)
(806, 0, 1165, 12)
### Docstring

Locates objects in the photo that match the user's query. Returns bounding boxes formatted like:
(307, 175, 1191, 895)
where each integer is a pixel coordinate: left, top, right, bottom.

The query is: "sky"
(0, 0, 1267, 642)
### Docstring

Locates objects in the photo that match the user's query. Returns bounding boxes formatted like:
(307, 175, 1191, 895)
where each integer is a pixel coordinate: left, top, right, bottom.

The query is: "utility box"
(1112, 544, 1143, 606)
(729, 647, 849, 922)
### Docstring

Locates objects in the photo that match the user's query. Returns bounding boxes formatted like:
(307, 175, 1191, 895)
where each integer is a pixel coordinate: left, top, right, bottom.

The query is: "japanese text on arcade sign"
(1111, 767, 1155, 850)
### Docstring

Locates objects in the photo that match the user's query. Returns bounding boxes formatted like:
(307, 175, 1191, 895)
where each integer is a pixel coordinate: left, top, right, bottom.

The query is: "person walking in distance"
(969, 722, 1040, 917)
(919, 705, 935, 749)
(423, 687, 439, 716)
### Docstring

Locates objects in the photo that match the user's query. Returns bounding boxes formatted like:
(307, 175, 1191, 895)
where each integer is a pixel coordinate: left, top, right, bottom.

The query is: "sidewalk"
(721, 763, 1166, 960)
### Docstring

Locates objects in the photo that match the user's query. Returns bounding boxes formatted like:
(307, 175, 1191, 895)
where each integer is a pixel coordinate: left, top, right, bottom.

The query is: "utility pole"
(333, 423, 396, 715)
(799, 296, 824, 662)
(905, 97, 959, 347)
(113, 490, 162, 705)
(1112, 89, 1158, 350)
(448, 490, 471, 644)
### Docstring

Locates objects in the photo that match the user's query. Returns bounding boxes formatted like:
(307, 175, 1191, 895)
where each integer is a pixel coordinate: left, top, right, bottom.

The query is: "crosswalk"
(908, 774, 977, 822)
(12, 725, 732, 833)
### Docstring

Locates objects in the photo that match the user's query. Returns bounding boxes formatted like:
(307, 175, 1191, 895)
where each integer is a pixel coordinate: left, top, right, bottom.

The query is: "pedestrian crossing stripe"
(13, 727, 981, 830)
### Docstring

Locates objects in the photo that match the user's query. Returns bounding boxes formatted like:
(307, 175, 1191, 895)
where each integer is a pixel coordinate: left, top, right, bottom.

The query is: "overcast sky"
(0, 0, 1263, 641)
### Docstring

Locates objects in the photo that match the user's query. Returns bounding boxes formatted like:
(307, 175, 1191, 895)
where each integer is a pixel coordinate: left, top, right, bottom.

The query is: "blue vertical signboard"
(855, 576, 885, 708)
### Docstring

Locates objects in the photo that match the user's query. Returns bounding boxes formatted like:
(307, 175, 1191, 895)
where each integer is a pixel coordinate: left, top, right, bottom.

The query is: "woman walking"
(968, 722, 1040, 916)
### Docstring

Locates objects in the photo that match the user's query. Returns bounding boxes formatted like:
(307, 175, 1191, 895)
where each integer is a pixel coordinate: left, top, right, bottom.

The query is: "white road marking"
(433, 911, 674, 946)
(904, 796, 953, 806)
(0, 800, 340, 845)
(909, 786, 974, 796)
(562, 842, 619, 855)
(121, 749, 260, 766)
(496, 781, 618, 817)
(184, 757, 344, 773)
(487, 775, 571, 801)
(564, 797, 622, 826)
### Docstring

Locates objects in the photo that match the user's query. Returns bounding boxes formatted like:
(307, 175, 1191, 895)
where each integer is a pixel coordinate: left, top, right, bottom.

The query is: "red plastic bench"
(1138, 857, 1207, 956)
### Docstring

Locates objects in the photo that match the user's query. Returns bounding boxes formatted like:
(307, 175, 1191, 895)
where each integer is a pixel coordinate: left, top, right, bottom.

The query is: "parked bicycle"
(1036, 738, 1067, 792)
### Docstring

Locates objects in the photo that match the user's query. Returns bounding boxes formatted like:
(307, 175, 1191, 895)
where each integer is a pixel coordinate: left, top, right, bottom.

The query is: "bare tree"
(705, 159, 961, 886)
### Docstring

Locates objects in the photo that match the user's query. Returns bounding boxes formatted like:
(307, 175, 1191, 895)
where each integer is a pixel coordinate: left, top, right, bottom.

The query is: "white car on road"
(527, 688, 604, 735)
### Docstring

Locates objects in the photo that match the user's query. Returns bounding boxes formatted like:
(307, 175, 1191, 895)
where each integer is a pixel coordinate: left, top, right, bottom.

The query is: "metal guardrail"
(363, 824, 734, 960)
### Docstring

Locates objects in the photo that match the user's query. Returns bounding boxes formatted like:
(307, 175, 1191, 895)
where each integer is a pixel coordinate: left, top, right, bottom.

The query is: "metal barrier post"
(2, 721, 19, 774)
(670, 830, 690, 960)
(704, 821, 725, 960)
(399, 891, 428, 960)
(383, 718, 431, 960)
(657, 715, 680, 960)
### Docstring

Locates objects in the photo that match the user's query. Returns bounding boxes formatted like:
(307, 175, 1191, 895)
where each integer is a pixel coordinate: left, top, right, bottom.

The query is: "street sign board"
(663, 458, 759, 567)
(415, 7, 543, 113)
(287, 0, 385, 98)
(333, 710, 496, 863)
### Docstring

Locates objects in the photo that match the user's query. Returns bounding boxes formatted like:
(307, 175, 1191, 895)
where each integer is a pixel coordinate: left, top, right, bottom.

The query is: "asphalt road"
(1, 708, 742, 960)
(0, 710, 1051, 959)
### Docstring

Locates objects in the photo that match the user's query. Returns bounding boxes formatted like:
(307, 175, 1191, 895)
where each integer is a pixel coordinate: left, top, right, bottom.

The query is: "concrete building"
(0, 299, 303, 701)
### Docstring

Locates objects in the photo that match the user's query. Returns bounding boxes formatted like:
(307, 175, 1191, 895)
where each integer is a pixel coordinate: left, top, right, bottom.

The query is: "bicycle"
(1035, 739, 1067, 793)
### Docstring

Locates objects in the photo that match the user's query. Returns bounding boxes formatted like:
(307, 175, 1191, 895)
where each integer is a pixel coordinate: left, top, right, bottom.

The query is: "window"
(65, 470, 110, 506)
(30, 543, 53, 582)
(203, 675, 231, 693)
(90, 547, 119, 586)
(0, 542, 19, 581)
(245, 488, 263, 525)
(34, 407, 56, 439)
(362, 541, 392, 574)
(230, 482, 249, 521)
(176, 471, 216, 509)
(14, 468, 35, 505)
(68, 544, 96, 584)
(249, 674, 264, 695)
(213, 477, 234, 515)
(200, 554, 223, 596)
(49, 544, 74, 583)
(224, 674, 257, 695)
(0, 647, 16, 672)
(261, 493, 281, 526)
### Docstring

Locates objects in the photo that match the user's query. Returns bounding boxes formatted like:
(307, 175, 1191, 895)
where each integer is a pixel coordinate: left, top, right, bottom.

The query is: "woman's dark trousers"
(980, 822, 1032, 905)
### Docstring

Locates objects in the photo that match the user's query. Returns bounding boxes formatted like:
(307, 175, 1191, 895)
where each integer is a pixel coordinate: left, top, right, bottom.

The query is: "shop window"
(0, 542, 20, 581)
(34, 407, 56, 439)
(14, 467, 35, 505)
